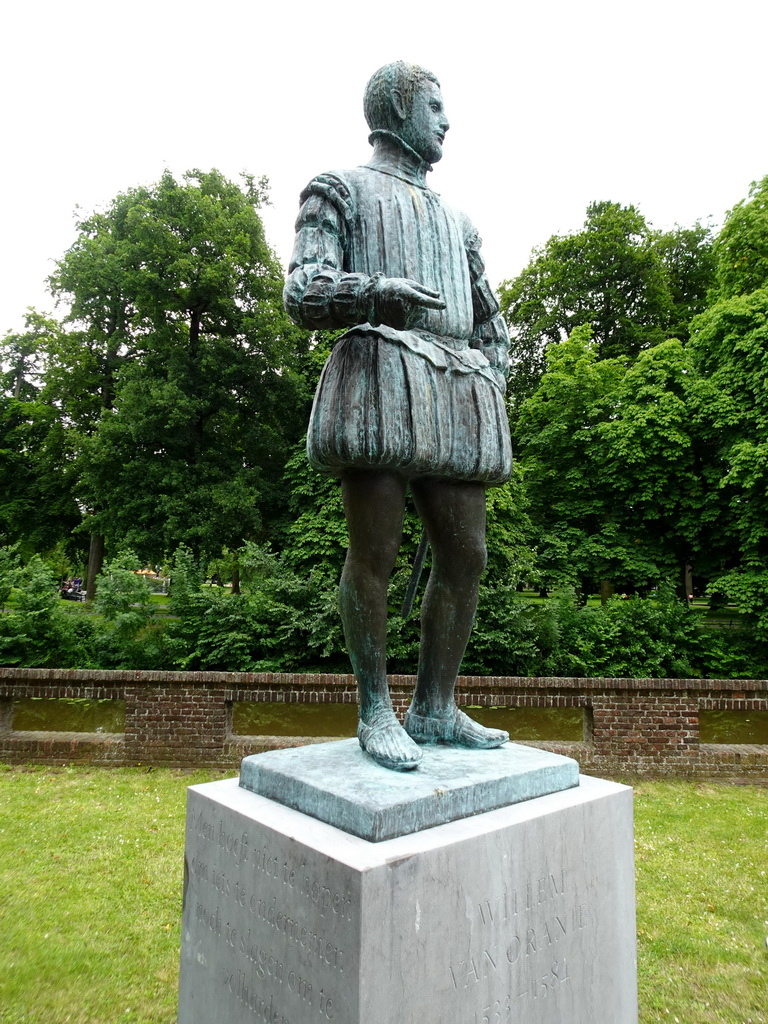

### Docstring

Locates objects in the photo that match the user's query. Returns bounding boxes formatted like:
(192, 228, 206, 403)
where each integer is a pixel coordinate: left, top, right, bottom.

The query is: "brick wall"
(1, 668, 766, 781)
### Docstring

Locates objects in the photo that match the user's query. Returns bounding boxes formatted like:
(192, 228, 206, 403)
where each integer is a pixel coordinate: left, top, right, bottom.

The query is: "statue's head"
(364, 61, 449, 165)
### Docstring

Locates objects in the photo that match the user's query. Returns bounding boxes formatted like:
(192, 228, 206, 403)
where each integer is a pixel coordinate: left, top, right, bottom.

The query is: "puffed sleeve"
(283, 174, 379, 330)
(464, 226, 510, 391)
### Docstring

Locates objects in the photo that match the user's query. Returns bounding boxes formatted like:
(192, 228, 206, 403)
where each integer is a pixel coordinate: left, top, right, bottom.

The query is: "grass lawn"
(632, 780, 767, 1023)
(0, 767, 765, 1024)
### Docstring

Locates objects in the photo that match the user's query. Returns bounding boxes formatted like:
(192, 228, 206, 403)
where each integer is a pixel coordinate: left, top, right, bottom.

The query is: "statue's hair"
(363, 62, 440, 134)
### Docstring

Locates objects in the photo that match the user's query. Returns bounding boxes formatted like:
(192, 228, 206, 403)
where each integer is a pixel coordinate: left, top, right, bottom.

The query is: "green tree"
(483, 468, 538, 586)
(279, 442, 348, 579)
(0, 313, 82, 558)
(94, 549, 151, 626)
(688, 289, 768, 628)
(50, 169, 311, 569)
(0, 309, 58, 401)
(713, 175, 768, 298)
(48, 187, 154, 595)
(0, 395, 81, 557)
(500, 203, 714, 414)
(0, 546, 19, 612)
(514, 325, 628, 592)
(682, 177, 768, 630)
(653, 222, 716, 340)
(514, 326, 709, 595)
(598, 339, 708, 592)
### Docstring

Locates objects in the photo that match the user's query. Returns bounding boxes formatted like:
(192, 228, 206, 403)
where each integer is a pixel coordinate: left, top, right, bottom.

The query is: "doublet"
(284, 148, 513, 484)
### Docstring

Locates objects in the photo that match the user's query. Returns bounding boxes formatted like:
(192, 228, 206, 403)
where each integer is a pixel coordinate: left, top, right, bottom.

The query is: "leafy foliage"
(0, 545, 19, 611)
(513, 324, 633, 589)
(654, 222, 717, 339)
(687, 186, 768, 628)
(46, 169, 312, 566)
(0, 554, 95, 668)
(1, 542, 765, 677)
(500, 202, 714, 412)
(162, 543, 347, 672)
(278, 442, 349, 577)
(95, 550, 152, 631)
(544, 590, 702, 678)
(0, 309, 58, 401)
(462, 583, 555, 676)
(0, 311, 82, 558)
(7, 171, 768, 669)
(713, 175, 768, 298)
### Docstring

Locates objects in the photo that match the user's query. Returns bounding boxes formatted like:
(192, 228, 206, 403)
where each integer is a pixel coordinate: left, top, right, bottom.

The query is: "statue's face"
(398, 80, 450, 164)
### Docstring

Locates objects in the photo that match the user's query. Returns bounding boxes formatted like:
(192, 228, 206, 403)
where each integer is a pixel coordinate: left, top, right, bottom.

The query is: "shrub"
(0, 554, 97, 667)
(163, 544, 349, 672)
(544, 590, 702, 678)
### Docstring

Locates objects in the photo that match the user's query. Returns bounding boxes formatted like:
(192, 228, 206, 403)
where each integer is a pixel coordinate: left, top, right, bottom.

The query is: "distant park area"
(3, 173, 768, 680)
(2, 558, 767, 681)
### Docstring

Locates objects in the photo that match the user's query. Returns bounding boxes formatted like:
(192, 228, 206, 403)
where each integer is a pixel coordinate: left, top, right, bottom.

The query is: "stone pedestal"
(178, 746, 637, 1024)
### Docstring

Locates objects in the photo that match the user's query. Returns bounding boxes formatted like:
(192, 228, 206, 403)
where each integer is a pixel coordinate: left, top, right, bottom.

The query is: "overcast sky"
(2, 0, 766, 334)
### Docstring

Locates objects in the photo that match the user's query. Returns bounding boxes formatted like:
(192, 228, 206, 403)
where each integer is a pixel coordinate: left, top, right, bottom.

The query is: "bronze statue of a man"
(284, 61, 513, 771)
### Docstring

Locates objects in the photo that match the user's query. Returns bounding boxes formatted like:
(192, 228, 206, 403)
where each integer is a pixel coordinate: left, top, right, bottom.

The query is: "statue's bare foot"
(404, 705, 509, 748)
(358, 707, 422, 771)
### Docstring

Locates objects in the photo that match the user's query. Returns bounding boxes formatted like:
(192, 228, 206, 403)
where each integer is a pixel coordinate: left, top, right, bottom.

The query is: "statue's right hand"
(373, 277, 446, 331)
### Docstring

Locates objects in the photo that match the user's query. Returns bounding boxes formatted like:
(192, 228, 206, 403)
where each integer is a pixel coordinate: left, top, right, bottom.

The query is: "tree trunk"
(187, 309, 206, 466)
(85, 534, 105, 602)
(677, 561, 693, 604)
(231, 551, 240, 596)
(599, 580, 614, 605)
(12, 356, 25, 399)
(575, 580, 590, 606)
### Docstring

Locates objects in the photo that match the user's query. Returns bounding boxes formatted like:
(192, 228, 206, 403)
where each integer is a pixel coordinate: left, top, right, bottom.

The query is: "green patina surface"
(239, 738, 580, 841)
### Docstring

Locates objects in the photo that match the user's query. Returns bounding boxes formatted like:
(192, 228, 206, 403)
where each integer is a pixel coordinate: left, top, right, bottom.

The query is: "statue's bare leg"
(340, 470, 422, 770)
(404, 478, 508, 749)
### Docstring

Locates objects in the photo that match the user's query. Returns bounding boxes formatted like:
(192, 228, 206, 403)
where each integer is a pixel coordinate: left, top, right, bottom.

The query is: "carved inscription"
(463, 960, 571, 1023)
(187, 806, 352, 1022)
(449, 870, 588, 1013)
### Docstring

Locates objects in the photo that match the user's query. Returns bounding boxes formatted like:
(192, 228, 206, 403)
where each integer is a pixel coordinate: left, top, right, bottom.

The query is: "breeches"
(307, 330, 513, 485)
